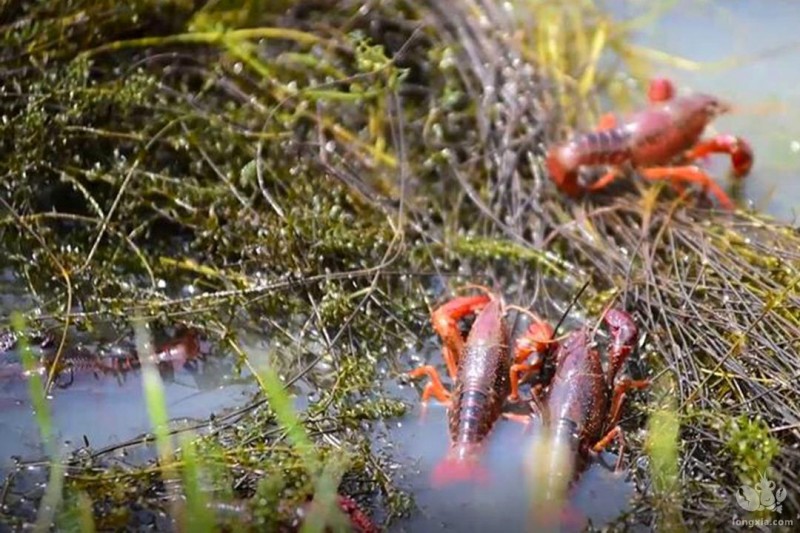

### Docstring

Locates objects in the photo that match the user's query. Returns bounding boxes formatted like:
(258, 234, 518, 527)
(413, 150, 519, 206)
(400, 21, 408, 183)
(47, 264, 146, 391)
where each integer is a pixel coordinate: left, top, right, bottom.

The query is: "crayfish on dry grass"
(547, 78, 753, 209)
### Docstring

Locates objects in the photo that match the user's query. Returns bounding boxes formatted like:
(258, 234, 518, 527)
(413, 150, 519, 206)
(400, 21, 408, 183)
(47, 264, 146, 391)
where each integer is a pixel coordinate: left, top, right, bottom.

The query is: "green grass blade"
(12, 313, 65, 532)
(34, 462, 65, 533)
(12, 313, 53, 452)
(133, 320, 186, 525)
(300, 455, 351, 533)
(258, 365, 319, 473)
(133, 321, 173, 464)
(77, 492, 96, 533)
(253, 359, 349, 532)
(646, 379, 685, 532)
(179, 432, 215, 533)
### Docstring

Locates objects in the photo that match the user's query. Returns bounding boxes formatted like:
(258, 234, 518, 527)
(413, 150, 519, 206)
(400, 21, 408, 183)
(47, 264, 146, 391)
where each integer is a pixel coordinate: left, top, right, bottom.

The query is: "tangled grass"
(0, 0, 798, 530)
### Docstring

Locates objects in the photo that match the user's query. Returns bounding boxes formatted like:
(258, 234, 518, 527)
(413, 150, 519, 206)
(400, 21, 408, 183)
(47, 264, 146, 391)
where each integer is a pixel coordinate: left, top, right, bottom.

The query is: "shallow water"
(0, 295, 259, 473)
(610, 0, 800, 221)
(384, 400, 635, 532)
(0, 359, 254, 467)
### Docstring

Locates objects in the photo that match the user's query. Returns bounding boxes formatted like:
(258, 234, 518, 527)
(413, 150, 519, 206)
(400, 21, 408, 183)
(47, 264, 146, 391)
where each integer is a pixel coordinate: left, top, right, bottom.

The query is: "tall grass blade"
(133, 320, 182, 523)
(256, 361, 348, 531)
(179, 431, 215, 533)
(133, 321, 173, 464)
(12, 312, 64, 532)
(77, 492, 96, 533)
(646, 379, 685, 532)
(13, 313, 52, 450)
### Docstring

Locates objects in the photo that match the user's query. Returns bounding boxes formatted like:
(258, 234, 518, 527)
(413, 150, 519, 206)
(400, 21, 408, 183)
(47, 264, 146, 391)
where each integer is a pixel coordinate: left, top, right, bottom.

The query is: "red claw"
(603, 309, 638, 384)
(335, 495, 379, 533)
(546, 148, 582, 198)
(685, 134, 753, 178)
(731, 138, 754, 177)
(508, 319, 555, 402)
(430, 293, 493, 380)
(153, 328, 201, 367)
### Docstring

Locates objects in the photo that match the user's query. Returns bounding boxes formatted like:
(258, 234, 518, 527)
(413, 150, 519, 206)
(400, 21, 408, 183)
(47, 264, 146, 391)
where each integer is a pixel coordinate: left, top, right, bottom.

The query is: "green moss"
(449, 235, 573, 275)
(718, 415, 780, 489)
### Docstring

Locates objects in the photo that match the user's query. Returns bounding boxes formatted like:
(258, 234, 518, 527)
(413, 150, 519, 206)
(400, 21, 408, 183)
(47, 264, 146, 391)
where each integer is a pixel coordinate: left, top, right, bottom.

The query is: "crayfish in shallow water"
(510, 308, 649, 500)
(0, 327, 202, 389)
(406, 288, 554, 486)
(546, 78, 753, 209)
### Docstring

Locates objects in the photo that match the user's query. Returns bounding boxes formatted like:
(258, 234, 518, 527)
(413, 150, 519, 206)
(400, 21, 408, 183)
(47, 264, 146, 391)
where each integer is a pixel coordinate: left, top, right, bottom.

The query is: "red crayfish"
(511, 307, 649, 496)
(3, 327, 203, 389)
(406, 288, 553, 486)
(546, 78, 753, 209)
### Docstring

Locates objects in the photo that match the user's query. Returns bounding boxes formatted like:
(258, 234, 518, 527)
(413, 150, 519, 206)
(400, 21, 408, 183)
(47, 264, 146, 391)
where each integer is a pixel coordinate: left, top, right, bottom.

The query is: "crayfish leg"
(508, 361, 539, 403)
(647, 78, 676, 103)
(529, 383, 548, 423)
(502, 412, 533, 425)
(606, 376, 650, 430)
(591, 426, 626, 470)
(639, 165, 734, 210)
(512, 318, 554, 365)
(508, 356, 550, 404)
(596, 112, 618, 131)
(587, 167, 622, 192)
(407, 364, 452, 405)
(507, 318, 554, 402)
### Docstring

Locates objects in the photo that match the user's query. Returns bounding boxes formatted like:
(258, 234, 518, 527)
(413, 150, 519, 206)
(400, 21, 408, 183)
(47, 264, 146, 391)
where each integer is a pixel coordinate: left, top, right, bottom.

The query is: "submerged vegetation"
(0, 0, 799, 530)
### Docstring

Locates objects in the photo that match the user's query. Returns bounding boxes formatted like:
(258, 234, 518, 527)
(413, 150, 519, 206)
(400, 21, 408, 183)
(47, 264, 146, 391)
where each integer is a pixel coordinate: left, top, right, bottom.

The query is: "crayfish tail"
(430, 454, 490, 488)
(546, 149, 583, 198)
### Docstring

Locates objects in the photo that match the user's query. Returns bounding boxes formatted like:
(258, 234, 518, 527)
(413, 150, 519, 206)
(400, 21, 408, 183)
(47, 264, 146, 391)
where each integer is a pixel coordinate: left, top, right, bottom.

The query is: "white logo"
(735, 473, 787, 513)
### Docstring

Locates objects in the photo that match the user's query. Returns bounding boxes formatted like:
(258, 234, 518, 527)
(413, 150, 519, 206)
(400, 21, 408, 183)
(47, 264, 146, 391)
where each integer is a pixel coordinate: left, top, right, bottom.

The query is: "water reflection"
(0, 331, 257, 471)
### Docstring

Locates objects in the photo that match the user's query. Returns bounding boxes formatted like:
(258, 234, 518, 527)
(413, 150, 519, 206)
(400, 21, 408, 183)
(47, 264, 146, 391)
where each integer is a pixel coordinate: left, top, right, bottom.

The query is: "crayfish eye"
(706, 98, 730, 117)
